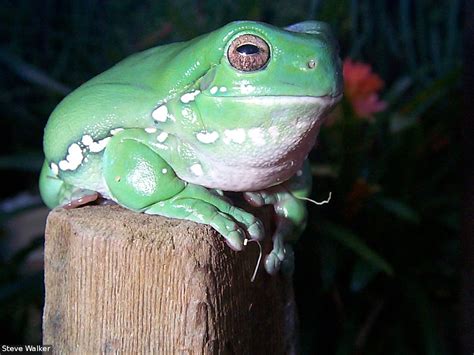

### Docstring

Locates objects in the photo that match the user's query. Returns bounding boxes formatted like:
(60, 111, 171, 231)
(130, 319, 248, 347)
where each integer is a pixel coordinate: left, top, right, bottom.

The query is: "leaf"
(375, 197, 420, 224)
(0, 48, 71, 96)
(399, 67, 461, 117)
(322, 222, 394, 276)
(350, 259, 379, 292)
(389, 113, 419, 133)
(384, 76, 413, 106)
(404, 281, 446, 355)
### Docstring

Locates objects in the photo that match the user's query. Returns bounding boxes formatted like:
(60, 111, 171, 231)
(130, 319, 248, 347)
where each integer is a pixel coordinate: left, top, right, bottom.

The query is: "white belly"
(182, 123, 319, 191)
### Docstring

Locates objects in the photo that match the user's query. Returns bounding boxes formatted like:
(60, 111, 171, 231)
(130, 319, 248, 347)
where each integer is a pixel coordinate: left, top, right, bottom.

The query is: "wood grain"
(43, 205, 297, 354)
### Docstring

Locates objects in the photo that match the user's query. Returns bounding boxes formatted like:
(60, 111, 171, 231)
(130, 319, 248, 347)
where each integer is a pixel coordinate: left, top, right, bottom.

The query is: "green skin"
(39, 20, 342, 275)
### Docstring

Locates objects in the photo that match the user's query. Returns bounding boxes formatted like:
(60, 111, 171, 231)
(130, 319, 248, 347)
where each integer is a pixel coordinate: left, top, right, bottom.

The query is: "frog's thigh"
(103, 137, 185, 210)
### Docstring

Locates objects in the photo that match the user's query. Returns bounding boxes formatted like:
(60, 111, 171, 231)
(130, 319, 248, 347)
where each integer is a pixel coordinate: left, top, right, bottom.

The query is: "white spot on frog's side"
(152, 105, 168, 122)
(248, 128, 266, 147)
(156, 132, 168, 143)
(210, 86, 218, 95)
(69, 143, 82, 158)
(268, 126, 280, 138)
(155, 143, 168, 150)
(59, 143, 83, 171)
(196, 131, 219, 144)
(162, 168, 168, 174)
(180, 90, 201, 104)
(81, 134, 111, 153)
(81, 135, 94, 146)
(145, 127, 157, 133)
(219, 87, 227, 93)
(223, 128, 246, 144)
(296, 170, 303, 177)
(238, 81, 255, 95)
(110, 128, 124, 135)
(190, 163, 203, 176)
(50, 162, 59, 176)
(88, 137, 111, 153)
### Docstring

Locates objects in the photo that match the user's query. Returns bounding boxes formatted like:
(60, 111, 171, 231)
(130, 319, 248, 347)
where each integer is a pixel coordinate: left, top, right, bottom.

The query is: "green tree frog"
(39, 21, 342, 275)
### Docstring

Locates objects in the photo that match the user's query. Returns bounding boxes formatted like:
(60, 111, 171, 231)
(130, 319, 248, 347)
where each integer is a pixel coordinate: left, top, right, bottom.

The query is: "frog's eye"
(227, 34, 270, 72)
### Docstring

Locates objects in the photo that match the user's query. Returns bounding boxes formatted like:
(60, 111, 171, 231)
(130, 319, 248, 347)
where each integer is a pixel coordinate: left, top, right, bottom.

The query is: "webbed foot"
(145, 185, 264, 251)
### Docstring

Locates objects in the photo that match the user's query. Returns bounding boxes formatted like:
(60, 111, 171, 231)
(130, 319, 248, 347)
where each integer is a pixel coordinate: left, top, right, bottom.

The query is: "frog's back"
(43, 42, 185, 163)
(43, 24, 237, 163)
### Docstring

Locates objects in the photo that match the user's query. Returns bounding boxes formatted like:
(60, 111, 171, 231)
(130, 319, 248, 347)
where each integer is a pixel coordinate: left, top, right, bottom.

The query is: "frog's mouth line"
(204, 93, 343, 107)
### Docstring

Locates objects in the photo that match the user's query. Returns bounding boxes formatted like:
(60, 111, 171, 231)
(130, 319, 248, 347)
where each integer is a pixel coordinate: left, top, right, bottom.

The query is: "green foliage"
(321, 222, 394, 276)
(0, 0, 462, 353)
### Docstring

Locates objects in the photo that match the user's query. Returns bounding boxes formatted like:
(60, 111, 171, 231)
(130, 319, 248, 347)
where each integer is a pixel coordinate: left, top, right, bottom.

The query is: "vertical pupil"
(236, 44, 260, 55)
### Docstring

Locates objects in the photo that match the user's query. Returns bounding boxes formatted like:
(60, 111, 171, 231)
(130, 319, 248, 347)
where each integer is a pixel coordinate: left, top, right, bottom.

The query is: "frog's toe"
(144, 196, 247, 251)
(222, 205, 264, 241)
(213, 211, 246, 251)
(264, 251, 282, 275)
(62, 191, 99, 209)
(244, 190, 281, 207)
(243, 191, 266, 207)
(224, 229, 246, 251)
(247, 219, 265, 241)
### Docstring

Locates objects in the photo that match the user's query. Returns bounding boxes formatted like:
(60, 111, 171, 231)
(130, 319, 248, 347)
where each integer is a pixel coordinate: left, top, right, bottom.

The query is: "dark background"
(0, 0, 467, 353)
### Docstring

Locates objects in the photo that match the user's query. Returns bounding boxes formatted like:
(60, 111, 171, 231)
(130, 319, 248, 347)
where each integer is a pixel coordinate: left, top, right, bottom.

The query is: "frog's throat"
(168, 92, 341, 190)
(186, 92, 341, 170)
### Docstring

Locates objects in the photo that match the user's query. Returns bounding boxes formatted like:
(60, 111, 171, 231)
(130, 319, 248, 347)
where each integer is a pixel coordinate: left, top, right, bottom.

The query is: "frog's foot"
(59, 186, 117, 209)
(179, 185, 265, 242)
(57, 184, 100, 209)
(263, 215, 295, 275)
(63, 192, 99, 209)
(244, 188, 306, 275)
(145, 187, 264, 251)
(265, 243, 295, 275)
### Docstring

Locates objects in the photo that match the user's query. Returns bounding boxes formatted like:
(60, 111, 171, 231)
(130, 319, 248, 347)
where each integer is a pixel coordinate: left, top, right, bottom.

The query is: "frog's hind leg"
(39, 161, 101, 209)
(243, 161, 312, 275)
(39, 160, 64, 209)
(102, 131, 264, 251)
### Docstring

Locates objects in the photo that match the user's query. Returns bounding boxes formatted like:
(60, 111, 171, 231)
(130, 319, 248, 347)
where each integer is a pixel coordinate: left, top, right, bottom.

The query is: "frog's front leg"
(103, 129, 264, 251)
(145, 184, 264, 250)
(244, 161, 312, 275)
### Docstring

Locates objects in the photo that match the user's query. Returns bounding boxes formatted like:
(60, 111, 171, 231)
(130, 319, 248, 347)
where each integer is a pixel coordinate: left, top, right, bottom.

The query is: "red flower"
(343, 58, 387, 120)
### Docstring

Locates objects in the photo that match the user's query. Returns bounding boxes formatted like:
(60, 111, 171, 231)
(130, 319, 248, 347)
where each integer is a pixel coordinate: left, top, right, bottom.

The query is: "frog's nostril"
(307, 59, 317, 69)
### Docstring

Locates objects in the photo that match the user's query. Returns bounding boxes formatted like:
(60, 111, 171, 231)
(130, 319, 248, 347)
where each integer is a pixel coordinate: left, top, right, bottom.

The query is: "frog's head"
(202, 20, 342, 99)
(171, 21, 343, 189)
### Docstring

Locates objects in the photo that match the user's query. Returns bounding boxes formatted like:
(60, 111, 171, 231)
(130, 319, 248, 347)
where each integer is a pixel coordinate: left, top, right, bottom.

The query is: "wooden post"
(43, 205, 297, 354)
